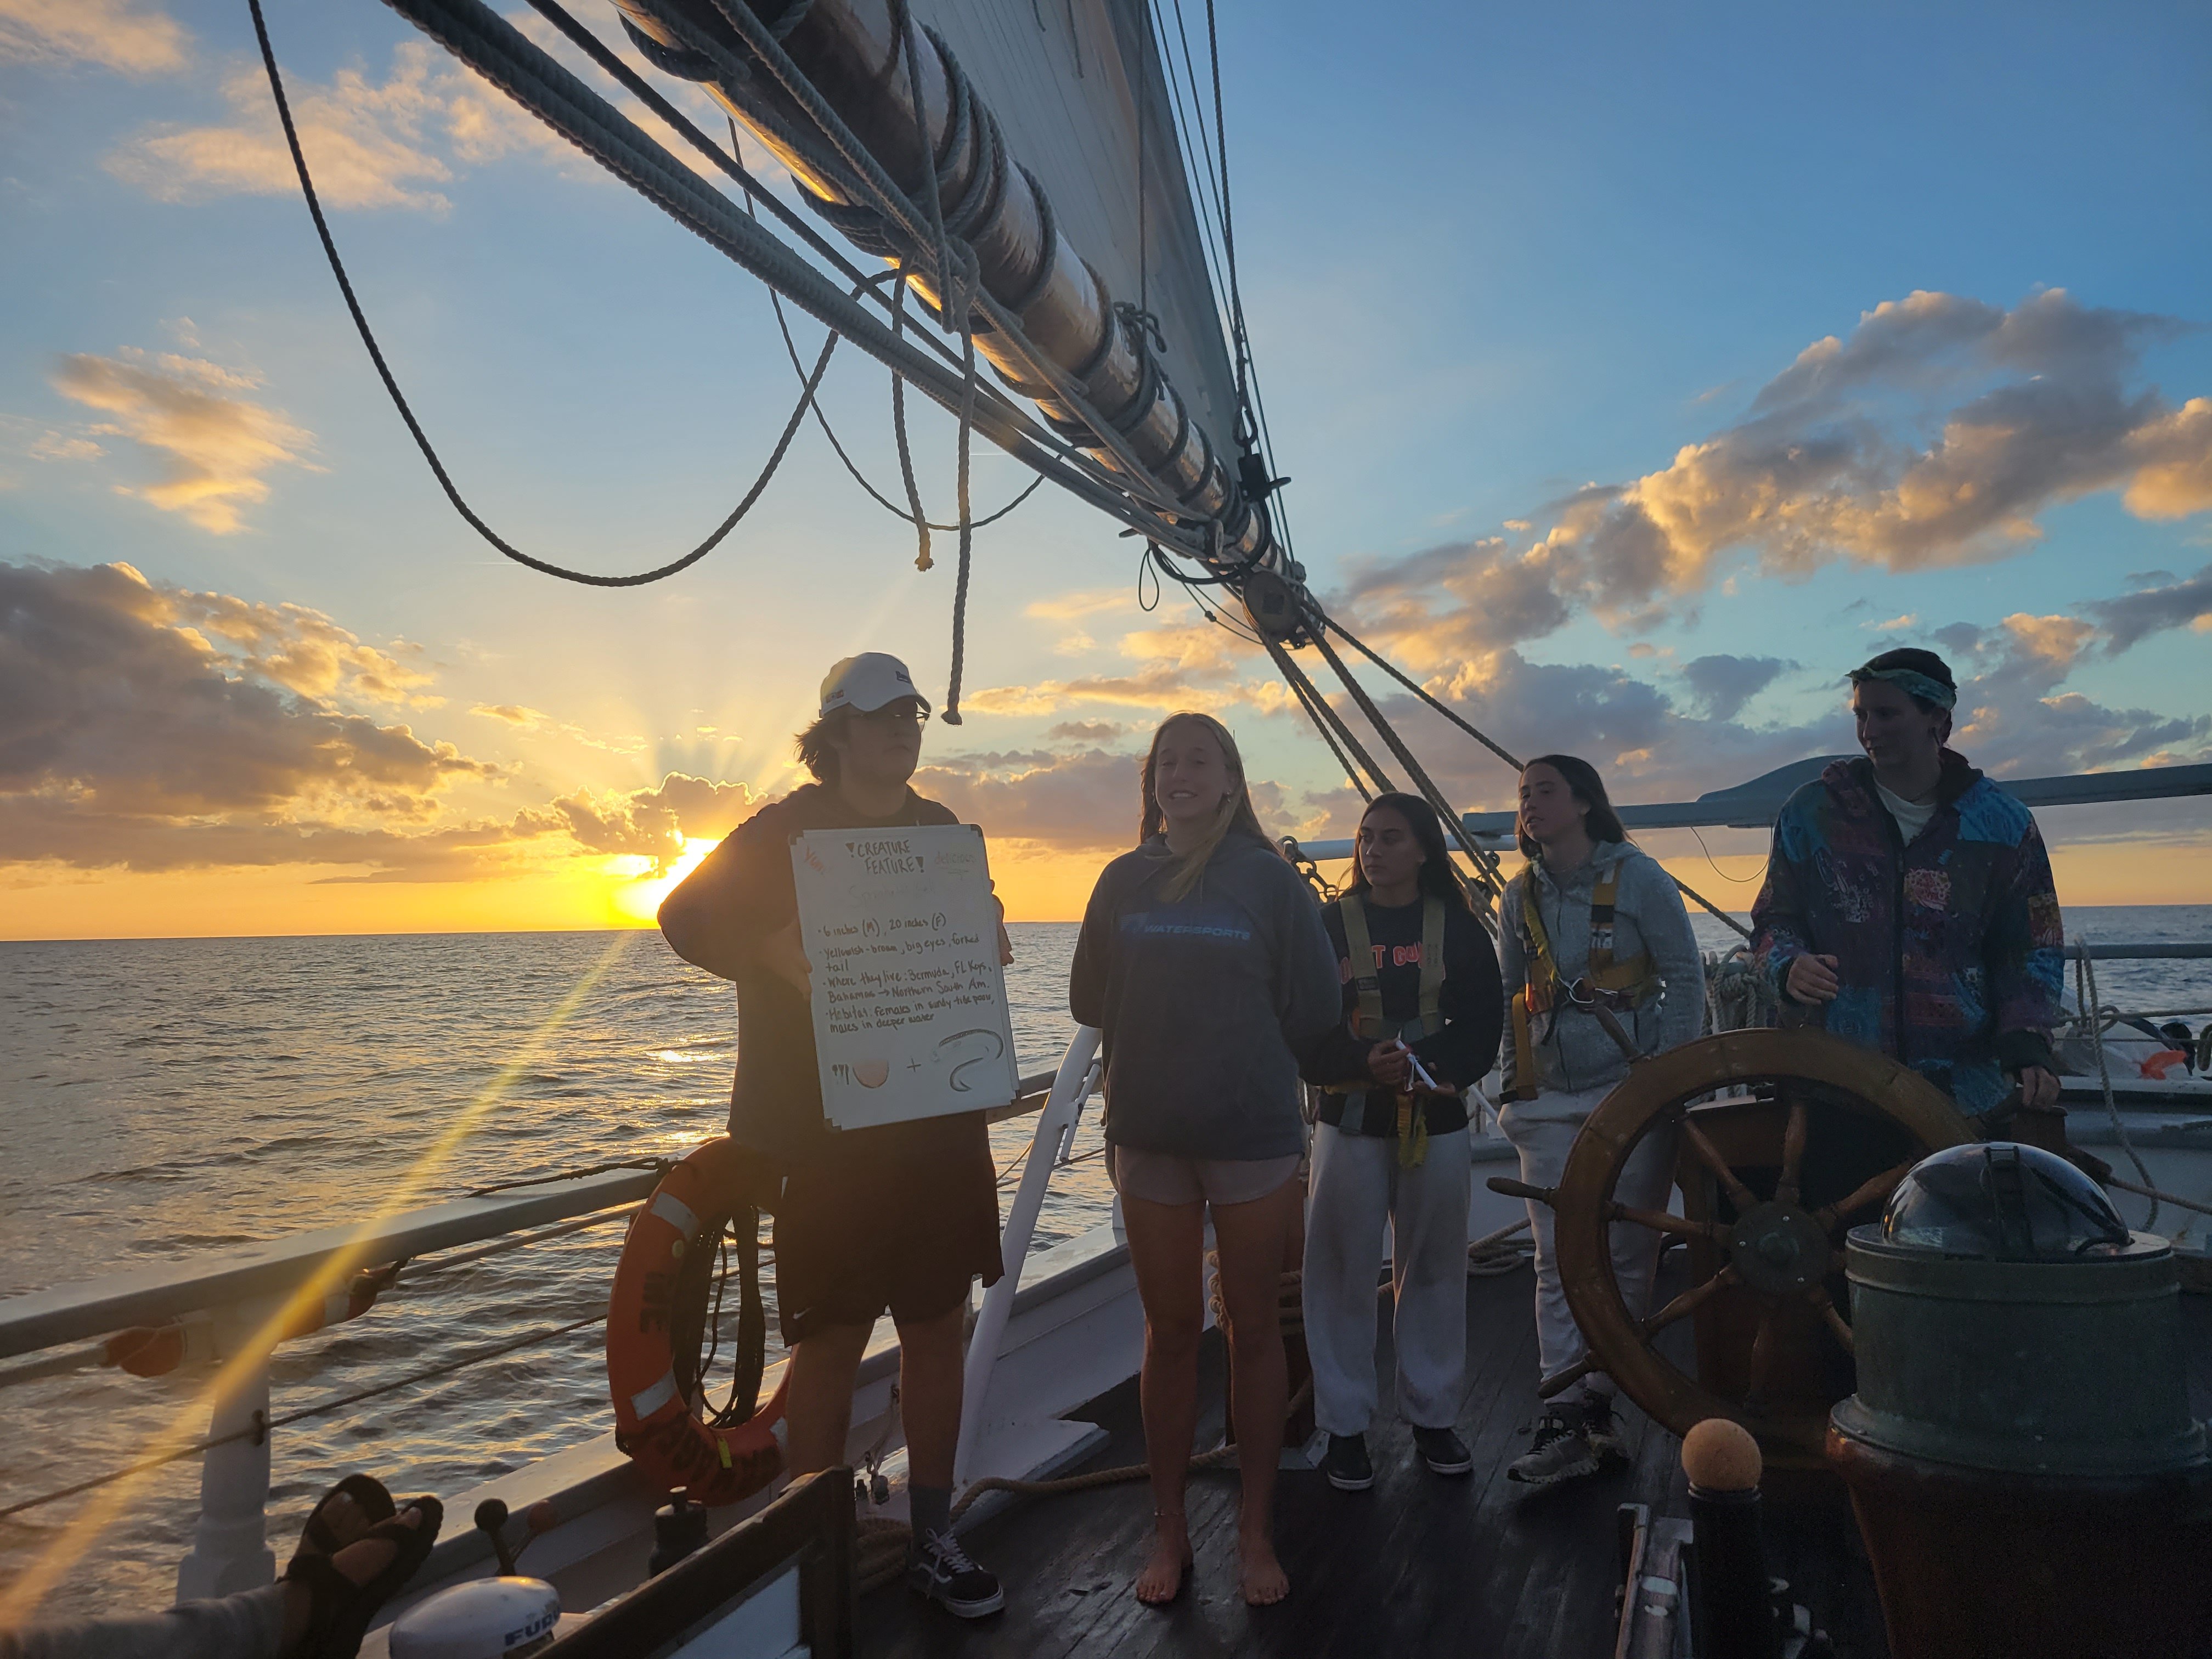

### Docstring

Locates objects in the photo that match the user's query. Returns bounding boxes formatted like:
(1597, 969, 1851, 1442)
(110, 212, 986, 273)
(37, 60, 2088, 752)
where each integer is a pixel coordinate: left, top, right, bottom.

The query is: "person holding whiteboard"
(658, 653, 1009, 1620)
(1070, 712, 1340, 1609)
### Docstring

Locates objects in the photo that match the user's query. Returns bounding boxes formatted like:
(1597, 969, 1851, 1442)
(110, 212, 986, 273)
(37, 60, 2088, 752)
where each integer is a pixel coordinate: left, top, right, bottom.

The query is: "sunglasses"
(853, 703, 928, 729)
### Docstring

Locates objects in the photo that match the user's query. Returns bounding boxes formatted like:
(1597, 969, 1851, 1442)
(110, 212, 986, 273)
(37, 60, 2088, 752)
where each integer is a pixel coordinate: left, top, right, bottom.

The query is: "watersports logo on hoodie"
(1121, 906, 1252, 946)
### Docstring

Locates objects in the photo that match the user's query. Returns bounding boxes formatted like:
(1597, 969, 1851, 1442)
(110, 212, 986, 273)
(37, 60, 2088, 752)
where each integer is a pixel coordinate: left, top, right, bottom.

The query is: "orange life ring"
(607, 1138, 788, 1506)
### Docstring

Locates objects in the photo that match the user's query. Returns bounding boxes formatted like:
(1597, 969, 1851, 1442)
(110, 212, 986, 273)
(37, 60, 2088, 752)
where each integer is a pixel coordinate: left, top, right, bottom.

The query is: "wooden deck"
(859, 1264, 1896, 1659)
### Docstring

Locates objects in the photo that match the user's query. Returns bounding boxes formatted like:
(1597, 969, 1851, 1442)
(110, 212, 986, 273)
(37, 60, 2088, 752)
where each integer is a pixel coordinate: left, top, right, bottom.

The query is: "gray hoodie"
(1070, 831, 1341, 1160)
(1498, 840, 1703, 1098)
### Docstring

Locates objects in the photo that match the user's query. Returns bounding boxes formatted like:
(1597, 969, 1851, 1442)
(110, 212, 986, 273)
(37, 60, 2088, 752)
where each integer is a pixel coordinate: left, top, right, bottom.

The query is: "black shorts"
(771, 1118, 1003, 1346)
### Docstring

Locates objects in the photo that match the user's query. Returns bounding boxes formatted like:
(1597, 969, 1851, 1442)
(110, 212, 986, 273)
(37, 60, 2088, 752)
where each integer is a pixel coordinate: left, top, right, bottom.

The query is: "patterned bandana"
(1849, 664, 1957, 710)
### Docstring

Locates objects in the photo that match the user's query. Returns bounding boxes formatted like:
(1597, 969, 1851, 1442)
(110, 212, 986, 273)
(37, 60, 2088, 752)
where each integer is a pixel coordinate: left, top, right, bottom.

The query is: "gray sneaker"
(1506, 1402, 1600, 1487)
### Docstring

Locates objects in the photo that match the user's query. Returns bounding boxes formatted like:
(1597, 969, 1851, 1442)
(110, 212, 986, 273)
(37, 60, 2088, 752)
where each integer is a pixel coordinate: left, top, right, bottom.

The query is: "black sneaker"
(1506, 1403, 1600, 1487)
(1412, 1425, 1474, 1476)
(1581, 1391, 1630, 1465)
(1321, 1432, 1374, 1491)
(909, 1528, 1005, 1618)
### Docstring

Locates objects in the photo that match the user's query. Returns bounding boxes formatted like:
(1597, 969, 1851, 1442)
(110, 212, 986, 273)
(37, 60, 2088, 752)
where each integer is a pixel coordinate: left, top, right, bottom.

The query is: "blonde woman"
(1070, 712, 1340, 1607)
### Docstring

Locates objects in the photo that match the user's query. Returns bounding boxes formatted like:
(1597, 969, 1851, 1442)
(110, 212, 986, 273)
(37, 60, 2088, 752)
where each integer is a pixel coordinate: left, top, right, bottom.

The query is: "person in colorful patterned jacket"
(1750, 647, 2066, 1121)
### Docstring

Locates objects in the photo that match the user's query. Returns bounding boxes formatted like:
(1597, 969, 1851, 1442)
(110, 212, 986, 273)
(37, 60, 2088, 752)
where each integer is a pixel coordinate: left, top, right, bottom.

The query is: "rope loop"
(1114, 300, 1167, 356)
(249, 0, 827, 588)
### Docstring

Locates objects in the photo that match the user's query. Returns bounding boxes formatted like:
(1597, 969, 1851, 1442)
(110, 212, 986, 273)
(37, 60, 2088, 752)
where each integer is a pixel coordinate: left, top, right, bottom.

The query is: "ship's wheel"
(1492, 1028, 1974, 1466)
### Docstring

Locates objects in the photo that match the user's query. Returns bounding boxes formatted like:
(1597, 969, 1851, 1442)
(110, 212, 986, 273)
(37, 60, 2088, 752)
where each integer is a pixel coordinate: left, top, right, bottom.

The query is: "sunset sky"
(3, 0, 2209, 939)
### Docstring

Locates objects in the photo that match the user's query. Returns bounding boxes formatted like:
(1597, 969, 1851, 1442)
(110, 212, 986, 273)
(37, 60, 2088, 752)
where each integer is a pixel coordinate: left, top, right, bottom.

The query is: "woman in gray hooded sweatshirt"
(1496, 754, 1700, 1489)
(1070, 712, 1340, 1610)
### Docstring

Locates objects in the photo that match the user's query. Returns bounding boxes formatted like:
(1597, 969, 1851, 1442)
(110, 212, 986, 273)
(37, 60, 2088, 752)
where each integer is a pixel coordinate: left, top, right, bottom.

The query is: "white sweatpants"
(1302, 1122, 1472, 1435)
(1498, 1084, 1676, 1391)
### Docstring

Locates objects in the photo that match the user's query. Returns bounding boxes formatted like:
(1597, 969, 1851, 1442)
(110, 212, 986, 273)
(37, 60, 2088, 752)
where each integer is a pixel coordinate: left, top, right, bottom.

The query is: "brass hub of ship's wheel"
(1493, 1028, 1973, 1465)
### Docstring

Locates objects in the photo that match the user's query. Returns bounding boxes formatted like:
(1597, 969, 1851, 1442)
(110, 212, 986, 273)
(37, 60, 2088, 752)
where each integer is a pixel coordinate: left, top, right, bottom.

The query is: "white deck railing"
(0, 1045, 1099, 1605)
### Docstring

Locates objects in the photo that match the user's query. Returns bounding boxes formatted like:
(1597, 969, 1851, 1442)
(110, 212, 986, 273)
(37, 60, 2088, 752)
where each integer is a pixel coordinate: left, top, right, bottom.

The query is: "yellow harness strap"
(1335, 895, 1447, 1166)
(1508, 868, 1656, 1099)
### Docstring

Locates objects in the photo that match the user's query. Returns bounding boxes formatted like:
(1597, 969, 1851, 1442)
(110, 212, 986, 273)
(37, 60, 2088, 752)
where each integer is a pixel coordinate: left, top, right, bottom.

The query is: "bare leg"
(785, 1320, 874, 1477)
(1212, 1178, 1300, 1606)
(1121, 1192, 1206, 1605)
(890, 1300, 967, 1491)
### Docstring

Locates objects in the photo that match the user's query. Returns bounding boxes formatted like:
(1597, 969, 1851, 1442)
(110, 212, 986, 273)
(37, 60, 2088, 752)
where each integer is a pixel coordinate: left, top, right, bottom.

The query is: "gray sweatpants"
(1302, 1122, 1472, 1436)
(0, 1583, 285, 1659)
(1498, 1085, 1676, 1391)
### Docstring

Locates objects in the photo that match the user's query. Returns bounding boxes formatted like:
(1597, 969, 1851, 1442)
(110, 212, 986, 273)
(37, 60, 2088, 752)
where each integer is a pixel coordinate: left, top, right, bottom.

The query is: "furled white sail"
(906, 0, 1244, 479)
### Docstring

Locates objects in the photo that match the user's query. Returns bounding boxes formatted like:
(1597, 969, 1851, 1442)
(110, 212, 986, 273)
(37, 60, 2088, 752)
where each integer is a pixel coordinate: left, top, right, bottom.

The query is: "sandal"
(289, 1474, 396, 1571)
(286, 1495, 444, 1658)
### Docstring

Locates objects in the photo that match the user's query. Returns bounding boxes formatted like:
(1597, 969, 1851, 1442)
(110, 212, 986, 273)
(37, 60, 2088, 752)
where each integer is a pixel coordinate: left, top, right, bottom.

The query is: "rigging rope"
(249, 0, 838, 589)
(0, 1312, 606, 1522)
(1305, 627, 1503, 899)
(2078, 950, 2161, 1233)
(1260, 634, 1395, 796)
(889, 280, 935, 573)
(761, 280, 1041, 533)
(1317, 615, 1754, 939)
(1197, 0, 1252, 425)
(1283, 670, 1374, 804)
(891, 0, 981, 723)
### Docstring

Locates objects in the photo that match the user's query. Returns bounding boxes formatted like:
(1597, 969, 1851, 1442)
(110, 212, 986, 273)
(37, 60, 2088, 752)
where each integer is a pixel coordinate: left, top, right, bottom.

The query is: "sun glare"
(612, 837, 718, 924)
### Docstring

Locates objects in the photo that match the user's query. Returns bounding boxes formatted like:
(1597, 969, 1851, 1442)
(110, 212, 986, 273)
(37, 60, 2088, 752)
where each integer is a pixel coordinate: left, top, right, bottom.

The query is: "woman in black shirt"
(1298, 793, 1503, 1492)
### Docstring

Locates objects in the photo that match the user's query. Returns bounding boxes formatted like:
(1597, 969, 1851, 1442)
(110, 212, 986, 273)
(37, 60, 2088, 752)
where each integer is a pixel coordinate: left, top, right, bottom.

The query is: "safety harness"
(1508, 866, 1659, 1100)
(1329, 894, 1447, 1166)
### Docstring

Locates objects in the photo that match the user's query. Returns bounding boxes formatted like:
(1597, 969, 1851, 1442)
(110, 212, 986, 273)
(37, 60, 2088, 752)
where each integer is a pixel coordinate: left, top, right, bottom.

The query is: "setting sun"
(611, 837, 720, 925)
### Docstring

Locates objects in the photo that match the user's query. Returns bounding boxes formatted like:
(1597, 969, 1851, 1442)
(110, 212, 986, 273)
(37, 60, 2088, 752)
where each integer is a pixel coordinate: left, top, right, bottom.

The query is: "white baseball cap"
(819, 652, 931, 718)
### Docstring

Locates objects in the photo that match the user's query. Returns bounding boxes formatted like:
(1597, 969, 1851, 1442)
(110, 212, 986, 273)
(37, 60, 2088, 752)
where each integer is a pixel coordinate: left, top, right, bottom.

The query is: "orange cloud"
(0, 562, 764, 885)
(0, 0, 186, 75)
(47, 348, 314, 532)
(2124, 398, 2212, 520)
(102, 19, 777, 214)
(1338, 289, 2211, 664)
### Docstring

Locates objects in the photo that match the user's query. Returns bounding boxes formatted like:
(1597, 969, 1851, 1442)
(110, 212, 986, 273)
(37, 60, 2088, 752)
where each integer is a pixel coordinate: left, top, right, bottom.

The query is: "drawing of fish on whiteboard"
(935, 1029, 1005, 1092)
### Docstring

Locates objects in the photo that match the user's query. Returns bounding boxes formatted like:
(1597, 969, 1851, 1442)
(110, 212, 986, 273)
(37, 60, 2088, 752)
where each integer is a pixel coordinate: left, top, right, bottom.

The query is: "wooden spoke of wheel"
(1775, 1094, 1810, 1207)
(1809, 1285, 1853, 1353)
(1744, 1306, 1782, 1412)
(1641, 1264, 1740, 1339)
(1605, 1201, 1725, 1243)
(1680, 1116, 1760, 1212)
(1814, 1158, 1921, 1232)
(1536, 1356, 1599, 1401)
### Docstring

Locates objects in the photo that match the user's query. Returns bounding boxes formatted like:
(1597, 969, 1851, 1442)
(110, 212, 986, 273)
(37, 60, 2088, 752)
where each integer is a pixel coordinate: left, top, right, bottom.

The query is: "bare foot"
(1238, 1534, 1288, 1607)
(1135, 1513, 1193, 1607)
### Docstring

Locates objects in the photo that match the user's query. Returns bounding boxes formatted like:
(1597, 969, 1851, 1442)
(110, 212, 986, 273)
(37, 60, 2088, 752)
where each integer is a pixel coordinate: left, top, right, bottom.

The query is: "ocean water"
(1, 907, 2207, 1618)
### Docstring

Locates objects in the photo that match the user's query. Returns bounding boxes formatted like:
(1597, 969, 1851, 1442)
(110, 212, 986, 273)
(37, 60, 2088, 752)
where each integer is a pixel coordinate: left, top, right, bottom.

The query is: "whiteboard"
(789, 824, 1019, 1130)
